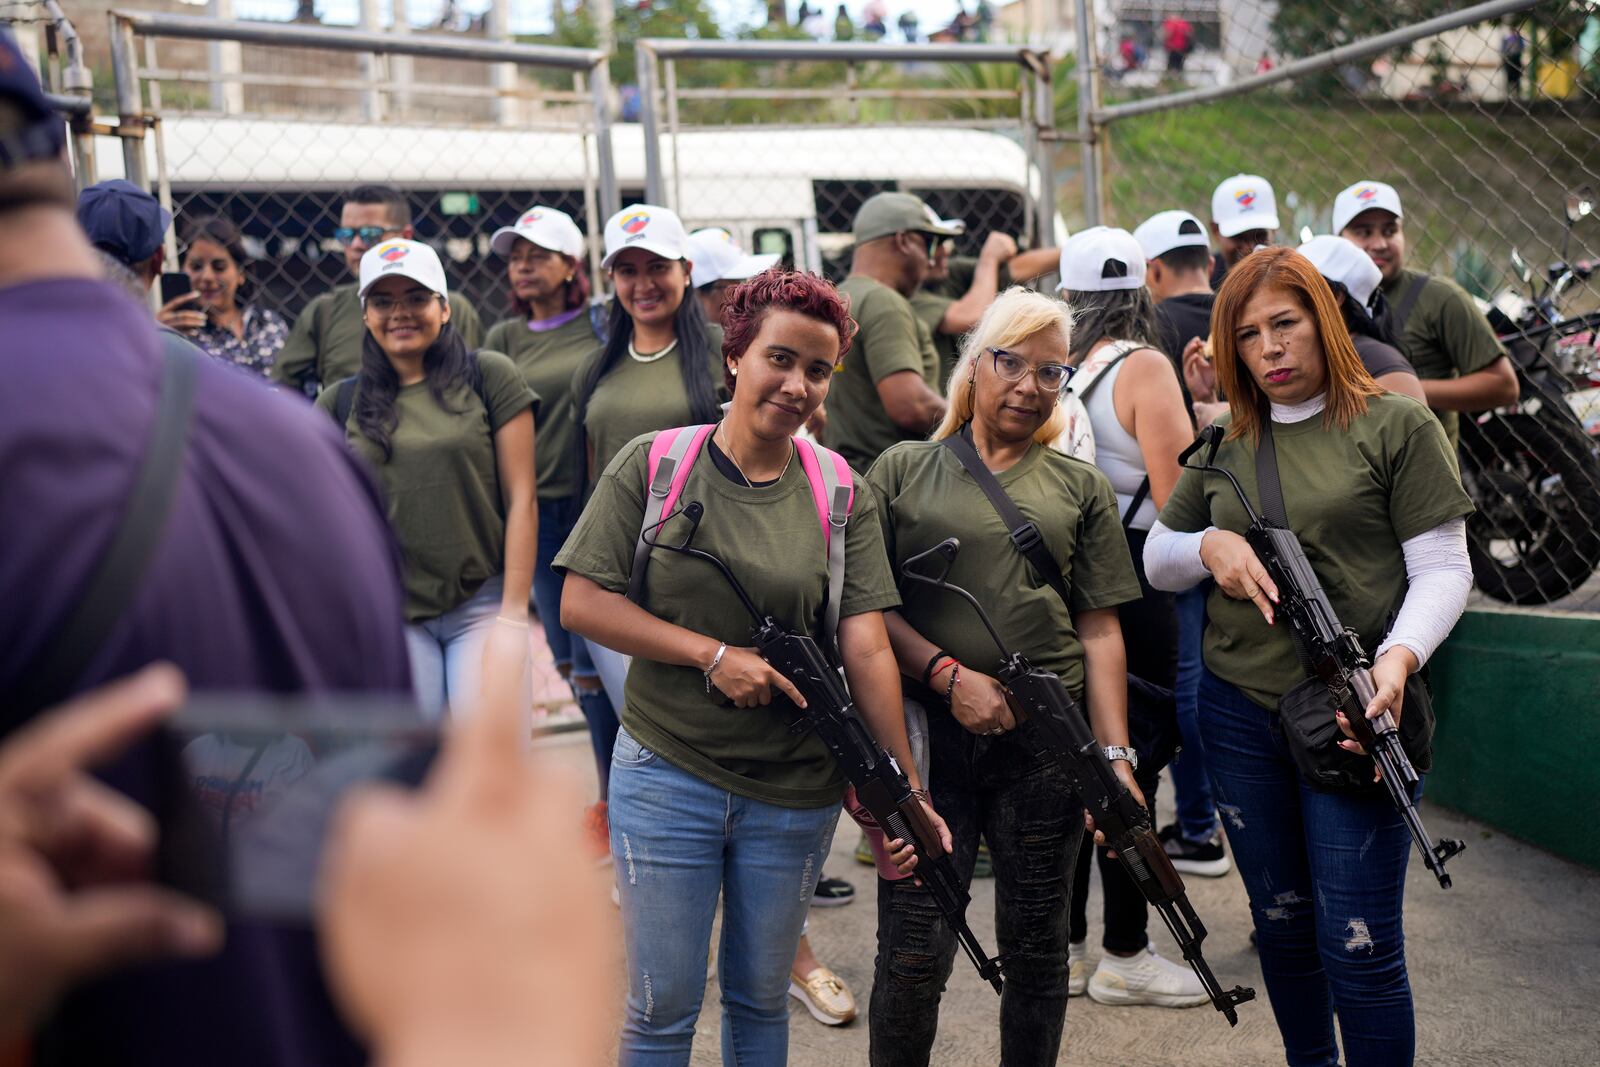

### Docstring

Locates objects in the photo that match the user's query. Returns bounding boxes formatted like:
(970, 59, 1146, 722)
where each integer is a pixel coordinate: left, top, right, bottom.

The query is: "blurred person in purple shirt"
(1, 30, 409, 1067)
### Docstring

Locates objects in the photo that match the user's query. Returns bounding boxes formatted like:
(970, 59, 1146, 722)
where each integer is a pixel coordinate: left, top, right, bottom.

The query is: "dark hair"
(345, 184, 412, 231)
(573, 271, 721, 464)
(1325, 279, 1401, 348)
(353, 320, 480, 462)
(1157, 244, 1212, 275)
(1062, 286, 1160, 359)
(719, 269, 858, 394)
(181, 214, 251, 305)
(508, 248, 592, 318)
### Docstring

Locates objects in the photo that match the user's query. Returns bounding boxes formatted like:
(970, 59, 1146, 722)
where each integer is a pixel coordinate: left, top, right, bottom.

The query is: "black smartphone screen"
(155, 694, 437, 923)
(159, 271, 193, 305)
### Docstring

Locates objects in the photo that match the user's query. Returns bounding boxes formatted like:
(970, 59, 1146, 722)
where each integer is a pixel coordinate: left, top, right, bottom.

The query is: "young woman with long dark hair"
(317, 239, 537, 720)
(1146, 247, 1473, 1065)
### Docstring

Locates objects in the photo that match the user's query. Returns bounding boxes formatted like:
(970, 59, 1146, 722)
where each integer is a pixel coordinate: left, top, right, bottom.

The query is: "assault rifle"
(1178, 425, 1465, 889)
(643, 501, 1005, 994)
(900, 539, 1255, 1026)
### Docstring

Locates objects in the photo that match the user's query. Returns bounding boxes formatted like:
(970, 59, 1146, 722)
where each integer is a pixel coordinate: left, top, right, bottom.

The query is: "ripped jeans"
(869, 711, 1083, 1067)
(608, 728, 839, 1067)
(1198, 668, 1417, 1067)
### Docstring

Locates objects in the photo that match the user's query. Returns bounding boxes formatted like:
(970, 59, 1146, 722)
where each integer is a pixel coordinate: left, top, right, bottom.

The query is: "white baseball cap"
(1298, 234, 1382, 310)
(1056, 226, 1146, 293)
(1133, 209, 1210, 260)
(922, 203, 967, 236)
(687, 227, 780, 289)
(490, 205, 585, 259)
(358, 238, 449, 300)
(1211, 174, 1280, 238)
(601, 203, 690, 269)
(1332, 180, 1403, 236)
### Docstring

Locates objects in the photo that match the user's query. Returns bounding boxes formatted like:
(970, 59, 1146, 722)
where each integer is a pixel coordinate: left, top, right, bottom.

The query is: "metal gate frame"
(633, 37, 1062, 253)
(106, 9, 622, 281)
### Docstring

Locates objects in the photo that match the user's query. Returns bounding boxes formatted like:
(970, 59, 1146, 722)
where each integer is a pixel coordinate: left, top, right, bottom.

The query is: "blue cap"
(0, 29, 67, 170)
(77, 180, 172, 265)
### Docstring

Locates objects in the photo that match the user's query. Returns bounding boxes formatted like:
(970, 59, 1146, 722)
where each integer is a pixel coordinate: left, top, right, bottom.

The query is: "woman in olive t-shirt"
(484, 206, 619, 807)
(1145, 248, 1473, 1064)
(866, 288, 1143, 1067)
(557, 271, 946, 1065)
(569, 205, 726, 713)
(317, 239, 537, 721)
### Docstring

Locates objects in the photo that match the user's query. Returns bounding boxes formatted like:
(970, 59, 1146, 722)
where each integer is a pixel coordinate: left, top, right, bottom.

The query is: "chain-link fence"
(633, 38, 1065, 282)
(104, 9, 617, 332)
(1076, 0, 1600, 612)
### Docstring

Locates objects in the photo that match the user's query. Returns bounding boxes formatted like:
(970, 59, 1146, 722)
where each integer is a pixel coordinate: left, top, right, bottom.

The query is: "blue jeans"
(609, 728, 840, 1066)
(1198, 668, 1417, 1067)
(405, 574, 502, 721)
(535, 496, 619, 795)
(1170, 584, 1218, 842)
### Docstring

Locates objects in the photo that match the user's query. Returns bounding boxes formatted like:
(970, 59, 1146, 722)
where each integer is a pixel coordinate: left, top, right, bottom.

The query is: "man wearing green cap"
(827, 192, 957, 471)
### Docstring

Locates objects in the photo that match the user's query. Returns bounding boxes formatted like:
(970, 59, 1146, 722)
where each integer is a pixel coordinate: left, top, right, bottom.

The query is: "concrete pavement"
(536, 729, 1600, 1066)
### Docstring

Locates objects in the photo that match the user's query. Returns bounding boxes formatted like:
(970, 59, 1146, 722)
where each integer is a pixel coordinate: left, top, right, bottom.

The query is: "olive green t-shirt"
(553, 433, 902, 808)
(485, 312, 600, 500)
(867, 439, 1142, 700)
(275, 283, 485, 392)
(829, 275, 942, 471)
(1158, 394, 1473, 710)
(576, 325, 725, 480)
(1381, 267, 1505, 449)
(316, 350, 535, 622)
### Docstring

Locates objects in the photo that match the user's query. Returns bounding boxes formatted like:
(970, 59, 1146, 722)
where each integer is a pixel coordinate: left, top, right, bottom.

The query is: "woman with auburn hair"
(868, 287, 1144, 1066)
(557, 269, 947, 1065)
(1144, 246, 1474, 1066)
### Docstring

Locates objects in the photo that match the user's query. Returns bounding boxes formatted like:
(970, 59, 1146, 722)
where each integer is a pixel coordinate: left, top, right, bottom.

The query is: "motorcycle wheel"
(1458, 409, 1600, 604)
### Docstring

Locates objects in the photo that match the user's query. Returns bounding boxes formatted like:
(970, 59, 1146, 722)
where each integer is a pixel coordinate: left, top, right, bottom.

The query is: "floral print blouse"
(191, 304, 290, 377)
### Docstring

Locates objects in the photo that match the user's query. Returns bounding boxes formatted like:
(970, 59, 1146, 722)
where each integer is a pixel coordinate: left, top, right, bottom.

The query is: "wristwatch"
(1102, 745, 1139, 771)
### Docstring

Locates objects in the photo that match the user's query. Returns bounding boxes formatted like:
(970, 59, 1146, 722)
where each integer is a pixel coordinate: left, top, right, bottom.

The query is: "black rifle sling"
(1390, 273, 1430, 340)
(1253, 413, 1291, 529)
(1071, 340, 1150, 531)
(942, 425, 1073, 608)
(7, 343, 199, 725)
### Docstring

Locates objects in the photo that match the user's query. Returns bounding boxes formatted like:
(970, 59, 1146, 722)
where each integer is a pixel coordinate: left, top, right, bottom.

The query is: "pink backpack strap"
(627, 425, 715, 603)
(794, 438, 855, 653)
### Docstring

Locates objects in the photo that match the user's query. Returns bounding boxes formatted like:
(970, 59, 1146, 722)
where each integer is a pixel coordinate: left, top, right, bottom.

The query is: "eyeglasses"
(334, 226, 395, 245)
(987, 347, 1074, 393)
(365, 291, 442, 315)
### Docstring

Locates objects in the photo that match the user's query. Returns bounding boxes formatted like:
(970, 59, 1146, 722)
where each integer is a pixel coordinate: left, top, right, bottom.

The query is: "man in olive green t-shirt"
(827, 193, 960, 472)
(1336, 180, 1517, 448)
(272, 184, 483, 394)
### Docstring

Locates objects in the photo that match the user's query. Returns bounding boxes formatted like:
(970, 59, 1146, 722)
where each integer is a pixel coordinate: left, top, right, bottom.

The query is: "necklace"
(717, 425, 793, 487)
(628, 336, 679, 363)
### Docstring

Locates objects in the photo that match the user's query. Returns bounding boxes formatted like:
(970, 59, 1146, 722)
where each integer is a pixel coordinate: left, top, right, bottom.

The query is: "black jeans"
(869, 711, 1084, 1067)
(1069, 526, 1177, 953)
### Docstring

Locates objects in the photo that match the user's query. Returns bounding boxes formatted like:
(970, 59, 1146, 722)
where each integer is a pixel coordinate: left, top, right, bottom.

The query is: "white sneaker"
(1068, 940, 1090, 997)
(1086, 947, 1210, 1008)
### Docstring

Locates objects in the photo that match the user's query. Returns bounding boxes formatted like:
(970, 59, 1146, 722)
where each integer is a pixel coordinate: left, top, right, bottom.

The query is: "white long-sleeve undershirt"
(1142, 394, 1472, 668)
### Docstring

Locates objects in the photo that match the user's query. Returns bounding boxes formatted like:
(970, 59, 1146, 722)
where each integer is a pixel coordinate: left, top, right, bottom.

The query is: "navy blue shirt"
(1, 277, 411, 1066)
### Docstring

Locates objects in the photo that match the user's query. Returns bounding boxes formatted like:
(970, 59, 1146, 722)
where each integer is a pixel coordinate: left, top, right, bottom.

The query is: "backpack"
(1051, 339, 1142, 463)
(331, 351, 492, 426)
(625, 424, 855, 653)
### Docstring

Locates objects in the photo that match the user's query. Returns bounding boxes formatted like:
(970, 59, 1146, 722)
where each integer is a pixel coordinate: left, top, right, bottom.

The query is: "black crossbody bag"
(1256, 419, 1436, 793)
(942, 425, 1178, 774)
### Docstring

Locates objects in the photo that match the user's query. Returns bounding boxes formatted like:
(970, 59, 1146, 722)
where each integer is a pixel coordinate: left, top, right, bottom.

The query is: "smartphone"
(154, 693, 438, 923)
(159, 270, 193, 306)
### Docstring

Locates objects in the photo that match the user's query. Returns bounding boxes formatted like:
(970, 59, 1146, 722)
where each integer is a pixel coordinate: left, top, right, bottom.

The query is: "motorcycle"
(1462, 187, 1600, 606)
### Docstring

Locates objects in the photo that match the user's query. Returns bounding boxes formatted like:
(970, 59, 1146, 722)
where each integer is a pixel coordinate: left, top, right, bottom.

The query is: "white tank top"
(1082, 343, 1158, 531)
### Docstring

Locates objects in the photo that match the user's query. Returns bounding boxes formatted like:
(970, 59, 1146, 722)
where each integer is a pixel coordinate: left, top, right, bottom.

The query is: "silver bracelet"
(704, 642, 728, 695)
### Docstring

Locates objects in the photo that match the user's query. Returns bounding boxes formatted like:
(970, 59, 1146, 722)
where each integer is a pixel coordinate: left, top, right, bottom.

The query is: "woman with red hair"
(557, 269, 948, 1065)
(1145, 247, 1473, 1065)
